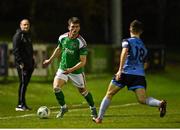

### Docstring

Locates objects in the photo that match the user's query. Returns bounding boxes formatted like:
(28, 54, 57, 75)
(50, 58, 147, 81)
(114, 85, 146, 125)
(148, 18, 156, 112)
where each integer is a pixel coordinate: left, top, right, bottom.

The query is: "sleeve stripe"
(58, 32, 68, 43)
(77, 35, 87, 48)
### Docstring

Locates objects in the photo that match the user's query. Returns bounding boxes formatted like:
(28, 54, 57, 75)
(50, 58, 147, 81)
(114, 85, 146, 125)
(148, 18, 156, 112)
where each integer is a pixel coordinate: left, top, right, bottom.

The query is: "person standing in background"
(13, 19, 35, 111)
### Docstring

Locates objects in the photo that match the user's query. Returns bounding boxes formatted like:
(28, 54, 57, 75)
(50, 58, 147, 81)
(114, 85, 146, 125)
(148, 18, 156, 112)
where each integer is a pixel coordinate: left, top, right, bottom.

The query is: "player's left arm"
(63, 55, 86, 74)
(143, 52, 149, 70)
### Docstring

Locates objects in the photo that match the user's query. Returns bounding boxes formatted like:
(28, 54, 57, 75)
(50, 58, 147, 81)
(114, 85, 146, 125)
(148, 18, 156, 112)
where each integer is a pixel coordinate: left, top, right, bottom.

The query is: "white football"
(37, 106, 50, 119)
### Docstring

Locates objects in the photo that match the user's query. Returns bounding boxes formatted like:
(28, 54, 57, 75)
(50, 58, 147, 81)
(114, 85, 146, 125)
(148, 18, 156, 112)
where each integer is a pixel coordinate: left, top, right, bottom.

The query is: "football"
(37, 106, 50, 119)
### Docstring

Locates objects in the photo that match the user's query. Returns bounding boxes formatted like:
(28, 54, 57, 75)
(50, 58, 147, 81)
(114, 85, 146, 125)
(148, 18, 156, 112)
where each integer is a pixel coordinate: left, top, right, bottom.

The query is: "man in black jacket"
(13, 19, 35, 111)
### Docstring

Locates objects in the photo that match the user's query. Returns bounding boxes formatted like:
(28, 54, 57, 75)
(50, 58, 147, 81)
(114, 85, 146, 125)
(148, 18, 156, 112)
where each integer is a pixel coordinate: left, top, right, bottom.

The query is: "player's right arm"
(12, 33, 24, 69)
(43, 46, 61, 67)
(115, 47, 128, 80)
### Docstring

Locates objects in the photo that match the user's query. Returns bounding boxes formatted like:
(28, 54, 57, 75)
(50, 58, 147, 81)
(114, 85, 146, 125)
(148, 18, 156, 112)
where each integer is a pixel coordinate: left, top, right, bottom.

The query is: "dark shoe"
(15, 105, 31, 111)
(56, 107, 68, 118)
(24, 105, 32, 111)
(159, 100, 167, 117)
(92, 117, 102, 124)
(90, 106, 98, 118)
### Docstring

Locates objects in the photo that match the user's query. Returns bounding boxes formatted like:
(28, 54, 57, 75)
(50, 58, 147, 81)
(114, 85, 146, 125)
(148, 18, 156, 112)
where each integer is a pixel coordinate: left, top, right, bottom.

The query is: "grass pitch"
(0, 64, 180, 128)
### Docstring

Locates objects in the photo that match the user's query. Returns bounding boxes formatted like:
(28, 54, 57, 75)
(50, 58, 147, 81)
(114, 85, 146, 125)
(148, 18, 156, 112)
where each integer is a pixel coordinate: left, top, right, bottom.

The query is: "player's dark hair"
(68, 17, 80, 25)
(130, 20, 143, 34)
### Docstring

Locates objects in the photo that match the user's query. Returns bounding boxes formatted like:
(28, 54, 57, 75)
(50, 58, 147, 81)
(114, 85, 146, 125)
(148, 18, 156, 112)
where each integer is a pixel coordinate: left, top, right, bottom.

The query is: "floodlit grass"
(0, 64, 180, 128)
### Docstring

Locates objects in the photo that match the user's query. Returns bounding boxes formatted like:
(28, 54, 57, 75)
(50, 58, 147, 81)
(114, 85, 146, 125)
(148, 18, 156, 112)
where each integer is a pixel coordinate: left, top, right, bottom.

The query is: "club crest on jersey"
(71, 43, 78, 48)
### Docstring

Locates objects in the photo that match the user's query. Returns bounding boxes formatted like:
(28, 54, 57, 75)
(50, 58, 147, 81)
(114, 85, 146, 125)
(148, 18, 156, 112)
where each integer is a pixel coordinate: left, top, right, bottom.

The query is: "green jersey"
(58, 33, 88, 74)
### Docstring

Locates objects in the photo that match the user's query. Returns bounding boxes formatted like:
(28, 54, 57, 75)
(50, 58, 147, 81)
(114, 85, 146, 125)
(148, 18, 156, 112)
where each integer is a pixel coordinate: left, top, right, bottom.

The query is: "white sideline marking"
(0, 113, 36, 120)
(0, 103, 139, 120)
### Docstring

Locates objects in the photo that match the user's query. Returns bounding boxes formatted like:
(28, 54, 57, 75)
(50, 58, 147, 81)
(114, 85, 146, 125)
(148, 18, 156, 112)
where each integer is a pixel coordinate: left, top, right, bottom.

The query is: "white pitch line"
(0, 113, 36, 120)
(0, 102, 139, 120)
(110, 102, 139, 108)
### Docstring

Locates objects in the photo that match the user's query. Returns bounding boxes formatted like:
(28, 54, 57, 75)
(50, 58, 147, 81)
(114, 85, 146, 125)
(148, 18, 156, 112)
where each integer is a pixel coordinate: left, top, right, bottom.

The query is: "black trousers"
(16, 66, 34, 106)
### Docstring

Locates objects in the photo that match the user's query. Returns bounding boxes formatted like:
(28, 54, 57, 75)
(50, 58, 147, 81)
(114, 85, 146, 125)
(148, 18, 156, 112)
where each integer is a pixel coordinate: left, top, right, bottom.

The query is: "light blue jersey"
(122, 37, 147, 76)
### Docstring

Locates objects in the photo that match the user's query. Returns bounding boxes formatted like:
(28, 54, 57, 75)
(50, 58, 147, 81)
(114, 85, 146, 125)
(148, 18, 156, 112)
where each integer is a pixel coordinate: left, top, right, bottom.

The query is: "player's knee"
(138, 98, 146, 104)
(106, 92, 114, 99)
(53, 86, 61, 93)
(107, 90, 116, 96)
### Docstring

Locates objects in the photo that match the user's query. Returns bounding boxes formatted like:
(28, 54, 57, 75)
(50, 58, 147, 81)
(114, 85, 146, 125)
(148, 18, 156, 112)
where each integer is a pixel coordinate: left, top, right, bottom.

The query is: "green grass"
(0, 64, 180, 128)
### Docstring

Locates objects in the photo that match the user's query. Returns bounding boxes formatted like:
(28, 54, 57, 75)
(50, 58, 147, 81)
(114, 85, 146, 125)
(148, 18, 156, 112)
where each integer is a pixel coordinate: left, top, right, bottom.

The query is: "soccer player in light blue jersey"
(93, 20, 167, 123)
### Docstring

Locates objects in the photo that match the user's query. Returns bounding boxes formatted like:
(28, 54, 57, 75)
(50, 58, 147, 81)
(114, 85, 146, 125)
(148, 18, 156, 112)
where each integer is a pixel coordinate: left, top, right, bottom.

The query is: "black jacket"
(13, 29, 34, 68)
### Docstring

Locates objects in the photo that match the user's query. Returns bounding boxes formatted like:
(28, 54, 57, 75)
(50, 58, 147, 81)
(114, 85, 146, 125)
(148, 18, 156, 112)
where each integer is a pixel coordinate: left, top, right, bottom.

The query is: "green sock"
(55, 91, 65, 106)
(84, 92, 95, 107)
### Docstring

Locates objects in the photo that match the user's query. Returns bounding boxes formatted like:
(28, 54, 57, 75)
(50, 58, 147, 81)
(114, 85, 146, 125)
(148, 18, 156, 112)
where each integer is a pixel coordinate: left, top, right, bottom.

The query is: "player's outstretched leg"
(145, 97, 167, 117)
(159, 100, 167, 117)
(92, 96, 111, 124)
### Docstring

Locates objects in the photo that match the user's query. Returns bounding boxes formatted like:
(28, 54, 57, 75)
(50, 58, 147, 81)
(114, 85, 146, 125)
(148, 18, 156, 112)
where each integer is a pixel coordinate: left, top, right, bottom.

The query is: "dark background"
(0, 0, 180, 49)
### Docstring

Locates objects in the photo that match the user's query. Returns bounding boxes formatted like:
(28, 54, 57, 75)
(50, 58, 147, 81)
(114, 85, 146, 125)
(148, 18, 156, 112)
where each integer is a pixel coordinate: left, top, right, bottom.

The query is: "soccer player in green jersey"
(43, 17, 97, 119)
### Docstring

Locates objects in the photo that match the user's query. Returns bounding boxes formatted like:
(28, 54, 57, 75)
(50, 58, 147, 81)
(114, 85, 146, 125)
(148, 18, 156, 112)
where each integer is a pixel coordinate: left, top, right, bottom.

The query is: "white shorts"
(55, 69, 86, 88)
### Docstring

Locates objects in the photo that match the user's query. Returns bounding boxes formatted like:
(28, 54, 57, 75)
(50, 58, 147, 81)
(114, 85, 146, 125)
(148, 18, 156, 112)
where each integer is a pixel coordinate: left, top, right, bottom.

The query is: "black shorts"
(111, 73, 147, 91)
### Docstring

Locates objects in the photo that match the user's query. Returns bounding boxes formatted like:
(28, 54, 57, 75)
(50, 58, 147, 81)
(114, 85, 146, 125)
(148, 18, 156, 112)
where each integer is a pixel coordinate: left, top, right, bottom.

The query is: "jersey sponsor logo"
(64, 48, 74, 54)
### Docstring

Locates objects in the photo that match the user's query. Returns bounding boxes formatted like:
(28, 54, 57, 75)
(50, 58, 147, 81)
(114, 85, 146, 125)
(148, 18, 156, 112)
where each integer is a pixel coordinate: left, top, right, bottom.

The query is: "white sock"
(98, 96, 111, 119)
(61, 104, 67, 109)
(146, 97, 161, 107)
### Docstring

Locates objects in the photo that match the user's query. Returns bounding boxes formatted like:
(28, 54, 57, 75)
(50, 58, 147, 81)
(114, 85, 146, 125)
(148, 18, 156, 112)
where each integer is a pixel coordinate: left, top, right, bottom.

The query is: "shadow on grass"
(104, 113, 157, 118)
